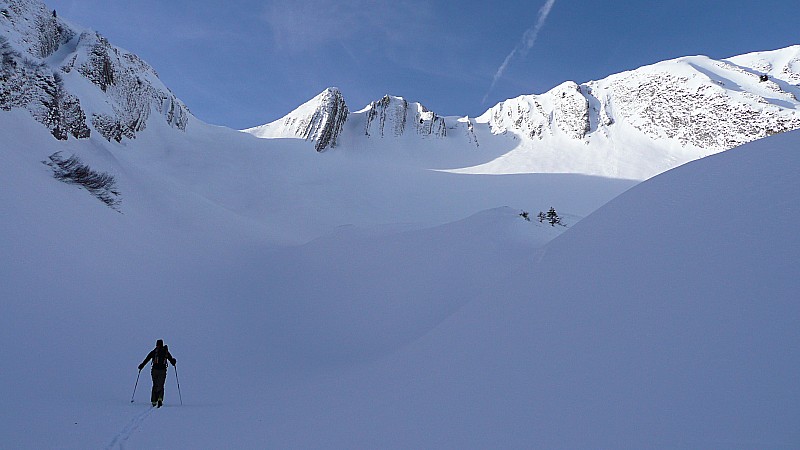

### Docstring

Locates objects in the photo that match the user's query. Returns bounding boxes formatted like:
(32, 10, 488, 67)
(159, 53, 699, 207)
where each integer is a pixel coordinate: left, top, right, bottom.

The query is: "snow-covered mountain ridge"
(247, 46, 800, 179)
(3, 0, 798, 180)
(0, 0, 190, 142)
(245, 89, 453, 149)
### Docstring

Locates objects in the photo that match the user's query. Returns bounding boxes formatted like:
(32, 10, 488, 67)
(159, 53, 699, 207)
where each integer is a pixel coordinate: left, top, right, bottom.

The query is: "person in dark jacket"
(138, 339, 176, 407)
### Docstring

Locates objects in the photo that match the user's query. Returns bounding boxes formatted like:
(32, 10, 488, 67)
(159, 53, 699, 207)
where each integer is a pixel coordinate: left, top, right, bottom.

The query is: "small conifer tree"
(546, 207, 562, 227)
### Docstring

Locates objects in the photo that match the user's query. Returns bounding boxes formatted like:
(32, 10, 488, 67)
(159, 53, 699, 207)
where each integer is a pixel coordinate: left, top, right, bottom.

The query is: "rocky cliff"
(0, 0, 190, 142)
(363, 95, 447, 139)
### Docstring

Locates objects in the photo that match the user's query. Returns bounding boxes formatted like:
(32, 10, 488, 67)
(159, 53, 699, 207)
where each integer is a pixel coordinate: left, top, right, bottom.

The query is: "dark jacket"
(139, 346, 176, 370)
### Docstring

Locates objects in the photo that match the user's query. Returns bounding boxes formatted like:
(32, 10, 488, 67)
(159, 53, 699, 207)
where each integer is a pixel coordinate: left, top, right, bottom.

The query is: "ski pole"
(174, 365, 183, 405)
(131, 369, 141, 403)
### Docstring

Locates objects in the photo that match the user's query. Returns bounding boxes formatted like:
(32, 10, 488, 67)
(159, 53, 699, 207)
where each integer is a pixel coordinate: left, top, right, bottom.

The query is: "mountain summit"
(244, 87, 348, 151)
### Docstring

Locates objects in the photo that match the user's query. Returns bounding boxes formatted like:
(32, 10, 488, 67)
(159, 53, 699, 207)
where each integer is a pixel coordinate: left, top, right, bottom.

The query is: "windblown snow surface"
(1, 106, 798, 448)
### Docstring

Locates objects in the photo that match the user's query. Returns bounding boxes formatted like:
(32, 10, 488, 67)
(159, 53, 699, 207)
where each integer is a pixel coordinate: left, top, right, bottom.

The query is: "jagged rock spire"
(245, 87, 348, 152)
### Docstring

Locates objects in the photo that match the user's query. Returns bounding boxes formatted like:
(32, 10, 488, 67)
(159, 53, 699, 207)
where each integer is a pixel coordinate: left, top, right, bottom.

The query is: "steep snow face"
(244, 87, 348, 152)
(0, 0, 190, 142)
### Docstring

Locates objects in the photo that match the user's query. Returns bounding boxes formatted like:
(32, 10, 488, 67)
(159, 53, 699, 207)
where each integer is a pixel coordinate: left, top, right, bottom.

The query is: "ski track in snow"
(105, 406, 155, 450)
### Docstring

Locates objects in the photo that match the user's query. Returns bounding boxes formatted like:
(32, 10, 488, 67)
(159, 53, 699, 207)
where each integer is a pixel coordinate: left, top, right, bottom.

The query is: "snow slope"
(213, 128, 799, 449)
(2, 108, 798, 448)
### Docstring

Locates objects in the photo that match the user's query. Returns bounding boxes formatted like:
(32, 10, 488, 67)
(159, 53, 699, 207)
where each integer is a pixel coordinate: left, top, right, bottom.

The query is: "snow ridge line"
(105, 406, 155, 450)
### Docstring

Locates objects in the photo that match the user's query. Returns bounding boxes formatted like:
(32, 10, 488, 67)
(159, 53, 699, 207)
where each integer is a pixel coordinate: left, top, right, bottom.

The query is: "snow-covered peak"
(244, 87, 348, 151)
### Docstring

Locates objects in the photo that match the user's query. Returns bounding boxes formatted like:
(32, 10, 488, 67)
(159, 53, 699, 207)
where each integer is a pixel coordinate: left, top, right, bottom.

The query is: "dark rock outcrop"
(363, 95, 446, 139)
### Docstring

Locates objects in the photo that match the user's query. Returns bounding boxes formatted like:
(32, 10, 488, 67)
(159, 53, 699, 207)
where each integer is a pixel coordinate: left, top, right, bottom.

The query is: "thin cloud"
(482, 0, 557, 104)
(262, 0, 432, 52)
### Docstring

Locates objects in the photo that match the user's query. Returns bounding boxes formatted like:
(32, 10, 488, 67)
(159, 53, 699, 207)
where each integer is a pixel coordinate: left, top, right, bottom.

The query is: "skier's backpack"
(153, 346, 168, 367)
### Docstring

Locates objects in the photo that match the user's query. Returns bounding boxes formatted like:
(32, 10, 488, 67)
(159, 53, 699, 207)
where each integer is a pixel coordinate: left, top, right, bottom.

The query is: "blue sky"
(46, 0, 798, 130)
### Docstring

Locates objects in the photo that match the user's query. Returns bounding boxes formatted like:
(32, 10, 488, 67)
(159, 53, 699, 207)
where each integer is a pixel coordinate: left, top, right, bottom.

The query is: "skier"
(138, 339, 176, 407)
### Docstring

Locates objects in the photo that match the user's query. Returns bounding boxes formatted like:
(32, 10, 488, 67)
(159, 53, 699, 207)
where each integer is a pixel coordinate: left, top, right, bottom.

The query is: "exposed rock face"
(483, 94, 549, 140)
(1, 36, 90, 140)
(252, 87, 349, 152)
(0, 0, 190, 142)
(42, 73, 90, 140)
(607, 68, 800, 150)
(481, 81, 592, 141)
(552, 82, 590, 140)
(64, 31, 190, 142)
(414, 103, 447, 138)
(459, 116, 479, 147)
(363, 95, 446, 139)
(305, 87, 348, 151)
(364, 95, 407, 138)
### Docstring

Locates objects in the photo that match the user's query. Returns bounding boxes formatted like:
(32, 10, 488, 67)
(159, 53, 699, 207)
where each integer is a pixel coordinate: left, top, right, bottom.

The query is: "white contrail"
(482, 0, 557, 104)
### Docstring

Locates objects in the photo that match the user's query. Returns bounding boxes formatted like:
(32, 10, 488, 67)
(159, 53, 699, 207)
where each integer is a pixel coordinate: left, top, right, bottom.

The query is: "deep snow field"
(1, 107, 798, 448)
